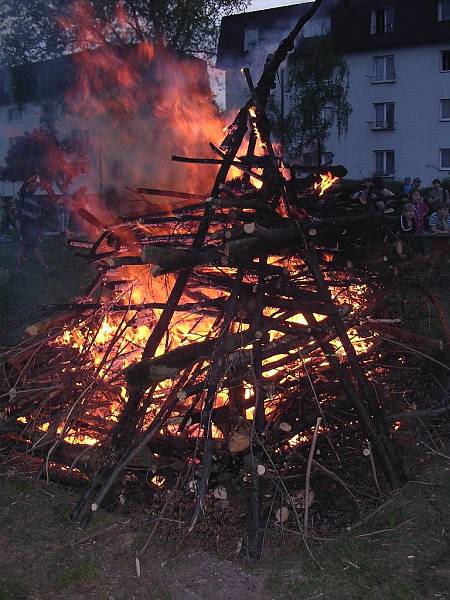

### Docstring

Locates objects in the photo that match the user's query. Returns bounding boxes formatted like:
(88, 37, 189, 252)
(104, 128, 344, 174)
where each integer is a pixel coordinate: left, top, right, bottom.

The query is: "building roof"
(216, 0, 450, 69)
(216, 2, 314, 68)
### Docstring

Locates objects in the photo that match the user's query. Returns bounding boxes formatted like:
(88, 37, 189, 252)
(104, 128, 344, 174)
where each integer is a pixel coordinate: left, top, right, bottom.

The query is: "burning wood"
(1, 0, 449, 561)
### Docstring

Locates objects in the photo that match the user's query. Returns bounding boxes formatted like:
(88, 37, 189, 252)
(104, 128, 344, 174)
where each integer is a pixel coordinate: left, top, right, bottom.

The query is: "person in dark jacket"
(13, 175, 53, 274)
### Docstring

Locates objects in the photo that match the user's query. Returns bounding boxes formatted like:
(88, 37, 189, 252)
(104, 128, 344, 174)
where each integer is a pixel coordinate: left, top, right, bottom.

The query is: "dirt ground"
(1, 460, 450, 600)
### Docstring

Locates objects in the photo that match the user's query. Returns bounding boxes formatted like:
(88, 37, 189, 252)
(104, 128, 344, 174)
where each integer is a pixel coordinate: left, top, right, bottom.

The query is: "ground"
(1, 232, 450, 600)
(0, 464, 449, 600)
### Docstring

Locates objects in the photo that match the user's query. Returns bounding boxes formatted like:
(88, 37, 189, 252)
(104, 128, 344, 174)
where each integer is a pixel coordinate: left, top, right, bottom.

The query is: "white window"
(441, 50, 450, 71)
(244, 27, 259, 52)
(440, 148, 450, 169)
(440, 99, 450, 120)
(438, 0, 450, 21)
(7, 106, 25, 122)
(374, 150, 395, 176)
(373, 102, 395, 129)
(373, 55, 395, 82)
(371, 7, 394, 34)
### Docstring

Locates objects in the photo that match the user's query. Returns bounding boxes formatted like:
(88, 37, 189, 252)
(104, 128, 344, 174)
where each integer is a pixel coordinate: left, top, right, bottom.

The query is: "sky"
(246, 0, 308, 11)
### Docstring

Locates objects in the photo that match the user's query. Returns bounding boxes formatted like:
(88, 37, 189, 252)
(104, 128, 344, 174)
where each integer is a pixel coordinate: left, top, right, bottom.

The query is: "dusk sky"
(246, 0, 307, 11)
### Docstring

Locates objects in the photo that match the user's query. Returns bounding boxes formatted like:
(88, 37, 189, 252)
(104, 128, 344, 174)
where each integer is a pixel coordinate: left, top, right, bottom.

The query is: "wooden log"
(24, 312, 78, 337)
(134, 188, 207, 201)
(365, 320, 444, 352)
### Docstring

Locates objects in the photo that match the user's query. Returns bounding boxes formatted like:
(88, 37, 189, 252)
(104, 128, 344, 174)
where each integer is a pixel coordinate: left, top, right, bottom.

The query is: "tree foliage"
(268, 37, 352, 162)
(0, 0, 249, 66)
(1, 125, 85, 190)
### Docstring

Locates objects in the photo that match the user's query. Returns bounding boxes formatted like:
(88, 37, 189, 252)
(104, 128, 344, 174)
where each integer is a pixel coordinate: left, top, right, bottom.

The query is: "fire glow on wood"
(1, 0, 449, 559)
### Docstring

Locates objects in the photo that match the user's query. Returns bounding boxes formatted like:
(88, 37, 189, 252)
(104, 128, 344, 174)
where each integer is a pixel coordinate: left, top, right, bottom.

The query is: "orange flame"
(314, 172, 339, 197)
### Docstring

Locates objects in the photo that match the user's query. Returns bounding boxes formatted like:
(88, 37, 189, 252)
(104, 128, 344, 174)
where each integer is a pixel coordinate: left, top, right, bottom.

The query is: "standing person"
(428, 202, 450, 233)
(403, 177, 412, 196)
(409, 189, 429, 233)
(411, 177, 422, 192)
(12, 175, 54, 274)
(427, 179, 449, 210)
(56, 183, 72, 236)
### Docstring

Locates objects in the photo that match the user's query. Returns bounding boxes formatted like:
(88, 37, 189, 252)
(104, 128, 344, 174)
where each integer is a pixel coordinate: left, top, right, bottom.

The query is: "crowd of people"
(351, 176, 450, 235)
(0, 172, 449, 277)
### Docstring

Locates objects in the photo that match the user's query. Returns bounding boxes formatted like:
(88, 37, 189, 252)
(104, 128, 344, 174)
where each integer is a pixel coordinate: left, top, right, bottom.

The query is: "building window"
(244, 27, 259, 52)
(441, 50, 450, 71)
(8, 136, 22, 149)
(440, 148, 450, 169)
(440, 99, 450, 120)
(374, 150, 395, 176)
(7, 106, 25, 122)
(373, 55, 395, 82)
(438, 0, 450, 21)
(373, 102, 395, 129)
(300, 17, 331, 38)
(371, 7, 394, 34)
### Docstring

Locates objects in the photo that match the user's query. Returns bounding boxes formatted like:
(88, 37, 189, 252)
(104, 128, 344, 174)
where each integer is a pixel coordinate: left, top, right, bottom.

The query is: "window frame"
(373, 102, 395, 129)
(440, 148, 450, 170)
(370, 7, 394, 35)
(244, 27, 259, 53)
(441, 50, 450, 72)
(438, 0, 450, 21)
(373, 149, 395, 177)
(440, 99, 450, 120)
(7, 106, 25, 123)
(373, 55, 396, 83)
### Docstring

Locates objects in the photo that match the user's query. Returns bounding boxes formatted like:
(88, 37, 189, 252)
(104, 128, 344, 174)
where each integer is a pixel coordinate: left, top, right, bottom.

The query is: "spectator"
(427, 179, 449, 210)
(411, 177, 422, 191)
(409, 189, 429, 233)
(403, 177, 412, 196)
(12, 175, 54, 275)
(428, 202, 450, 233)
(56, 183, 72, 236)
(397, 202, 417, 235)
(351, 179, 373, 207)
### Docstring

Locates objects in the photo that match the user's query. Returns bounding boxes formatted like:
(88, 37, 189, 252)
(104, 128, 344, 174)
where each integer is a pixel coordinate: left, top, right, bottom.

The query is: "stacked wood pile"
(1, 0, 449, 558)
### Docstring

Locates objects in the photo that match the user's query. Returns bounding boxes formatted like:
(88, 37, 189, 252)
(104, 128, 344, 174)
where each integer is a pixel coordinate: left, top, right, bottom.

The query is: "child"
(397, 202, 417, 235)
(409, 189, 428, 233)
(428, 202, 450, 233)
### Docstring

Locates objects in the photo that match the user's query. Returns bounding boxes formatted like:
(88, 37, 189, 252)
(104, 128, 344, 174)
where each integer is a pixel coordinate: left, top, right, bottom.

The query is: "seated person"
(409, 189, 429, 233)
(428, 202, 450, 233)
(397, 202, 417, 235)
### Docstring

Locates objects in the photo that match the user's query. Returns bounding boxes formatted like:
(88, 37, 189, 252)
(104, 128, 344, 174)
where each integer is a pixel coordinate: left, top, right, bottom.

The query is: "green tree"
(0, 0, 249, 66)
(268, 37, 352, 164)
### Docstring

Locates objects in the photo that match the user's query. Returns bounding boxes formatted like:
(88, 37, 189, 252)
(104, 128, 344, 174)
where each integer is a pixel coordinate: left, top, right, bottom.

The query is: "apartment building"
(216, 0, 450, 182)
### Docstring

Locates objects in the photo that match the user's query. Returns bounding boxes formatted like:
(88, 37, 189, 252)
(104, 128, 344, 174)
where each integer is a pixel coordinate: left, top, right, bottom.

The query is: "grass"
(264, 470, 450, 600)
(0, 228, 92, 345)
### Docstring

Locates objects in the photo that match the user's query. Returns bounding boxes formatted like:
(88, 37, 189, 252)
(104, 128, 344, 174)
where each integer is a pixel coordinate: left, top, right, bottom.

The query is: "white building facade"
(217, 0, 450, 184)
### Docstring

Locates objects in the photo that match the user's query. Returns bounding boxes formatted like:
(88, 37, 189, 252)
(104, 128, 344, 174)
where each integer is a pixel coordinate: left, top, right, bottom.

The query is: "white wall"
(326, 43, 450, 183)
